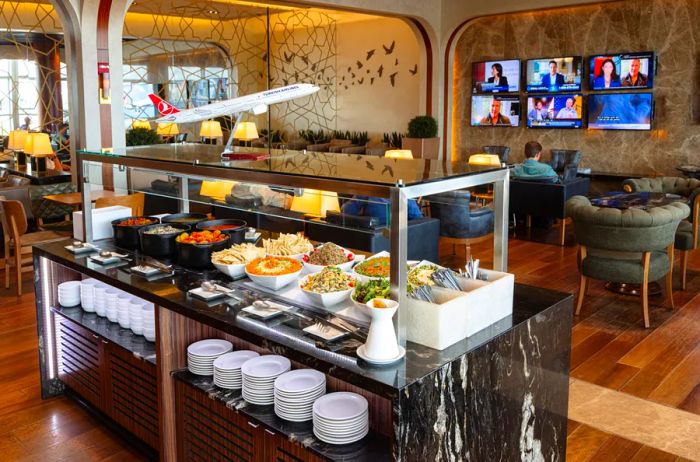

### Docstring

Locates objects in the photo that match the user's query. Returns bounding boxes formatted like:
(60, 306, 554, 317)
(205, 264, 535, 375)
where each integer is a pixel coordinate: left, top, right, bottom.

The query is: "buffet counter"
(34, 239, 573, 461)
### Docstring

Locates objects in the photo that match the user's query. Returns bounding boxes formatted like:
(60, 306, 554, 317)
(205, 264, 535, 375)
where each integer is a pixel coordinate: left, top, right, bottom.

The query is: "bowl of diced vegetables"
(302, 242, 355, 274)
(299, 267, 356, 307)
(175, 230, 230, 269)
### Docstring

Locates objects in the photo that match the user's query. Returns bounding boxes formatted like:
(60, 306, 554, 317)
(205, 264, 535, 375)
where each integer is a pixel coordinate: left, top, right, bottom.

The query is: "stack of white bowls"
(213, 350, 260, 389)
(142, 304, 156, 342)
(79, 279, 98, 312)
(117, 295, 132, 329)
(129, 301, 144, 335)
(93, 285, 107, 317)
(274, 369, 326, 422)
(57, 281, 81, 307)
(105, 289, 120, 322)
(313, 392, 369, 445)
(241, 355, 291, 405)
(187, 339, 233, 375)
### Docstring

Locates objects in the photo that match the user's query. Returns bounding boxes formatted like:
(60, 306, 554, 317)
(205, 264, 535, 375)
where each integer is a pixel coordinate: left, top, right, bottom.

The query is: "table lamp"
(199, 180, 236, 202)
(8, 129, 29, 166)
(384, 149, 413, 160)
(468, 154, 501, 166)
(290, 189, 340, 218)
(200, 120, 223, 145)
(156, 122, 179, 142)
(24, 132, 54, 172)
(132, 119, 151, 130)
(233, 122, 258, 147)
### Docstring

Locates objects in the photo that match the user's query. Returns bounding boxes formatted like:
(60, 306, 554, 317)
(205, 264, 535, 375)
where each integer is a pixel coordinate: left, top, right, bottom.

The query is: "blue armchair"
(429, 190, 494, 262)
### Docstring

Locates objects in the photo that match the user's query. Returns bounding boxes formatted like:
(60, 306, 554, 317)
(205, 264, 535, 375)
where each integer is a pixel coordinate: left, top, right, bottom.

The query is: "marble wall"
(453, 0, 700, 175)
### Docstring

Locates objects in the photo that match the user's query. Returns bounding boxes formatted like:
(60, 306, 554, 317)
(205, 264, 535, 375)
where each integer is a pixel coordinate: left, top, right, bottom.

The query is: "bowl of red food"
(195, 219, 247, 244)
(175, 230, 230, 269)
(111, 216, 159, 249)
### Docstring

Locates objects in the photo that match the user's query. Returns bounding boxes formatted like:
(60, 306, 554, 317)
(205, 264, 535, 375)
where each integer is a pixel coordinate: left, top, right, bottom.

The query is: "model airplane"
(148, 83, 319, 153)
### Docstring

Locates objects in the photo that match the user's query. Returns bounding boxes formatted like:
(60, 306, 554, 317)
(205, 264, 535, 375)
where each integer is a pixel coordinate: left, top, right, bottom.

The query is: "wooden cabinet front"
(57, 316, 105, 410)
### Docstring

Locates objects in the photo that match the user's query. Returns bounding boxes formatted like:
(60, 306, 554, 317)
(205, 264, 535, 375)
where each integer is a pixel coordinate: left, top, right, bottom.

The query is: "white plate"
(356, 344, 406, 366)
(298, 274, 355, 308)
(187, 339, 233, 357)
(312, 392, 368, 421)
(274, 369, 325, 394)
(240, 355, 290, 379)
(313, 426, 368, 445)
(213, 350, 259, 370)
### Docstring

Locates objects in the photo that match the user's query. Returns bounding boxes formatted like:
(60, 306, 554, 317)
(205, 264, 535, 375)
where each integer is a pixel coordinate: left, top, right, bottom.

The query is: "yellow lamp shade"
(199, 180, 236, 201)
(233, 122, 258, 141)
(156, 122, 179, 136)
(200, 120, 223, 138)
(24, 132, 53, 156)
(384, 149, 413, 160)
(132, 119, 151, 129)
(290, 189, 340, 217)
(468, 154, 501, 166)
(7, 130, 28, 150)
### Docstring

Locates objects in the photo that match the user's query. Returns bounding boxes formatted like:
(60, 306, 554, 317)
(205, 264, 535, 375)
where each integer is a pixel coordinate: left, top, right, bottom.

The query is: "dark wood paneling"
(57, 317, 103, 409)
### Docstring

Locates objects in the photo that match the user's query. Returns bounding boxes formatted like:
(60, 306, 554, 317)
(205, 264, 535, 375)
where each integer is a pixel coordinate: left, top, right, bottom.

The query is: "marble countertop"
(35, 239, 571, 398)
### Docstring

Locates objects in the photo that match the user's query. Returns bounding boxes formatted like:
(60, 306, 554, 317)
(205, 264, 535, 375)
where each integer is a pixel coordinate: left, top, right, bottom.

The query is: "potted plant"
(126, 127, 161, 146)
(402, 115, 439, 159)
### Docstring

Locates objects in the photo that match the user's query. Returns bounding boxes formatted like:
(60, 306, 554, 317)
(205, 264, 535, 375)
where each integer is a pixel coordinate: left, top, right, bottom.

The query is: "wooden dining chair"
(1, 200, 67, 295)
(95, 193, 145, 216)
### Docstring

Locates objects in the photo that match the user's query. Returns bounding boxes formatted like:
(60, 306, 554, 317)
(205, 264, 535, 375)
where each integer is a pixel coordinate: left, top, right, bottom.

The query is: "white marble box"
(404, 269, 514, 350)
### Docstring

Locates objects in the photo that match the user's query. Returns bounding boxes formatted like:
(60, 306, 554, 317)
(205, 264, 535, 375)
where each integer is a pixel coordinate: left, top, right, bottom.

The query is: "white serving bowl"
(302, 246, 356, 274)
(349, 290, 372, 317)
(298, 274, 356, 308)
(245, 268, 302, 290)
(212, 261, 246, 279)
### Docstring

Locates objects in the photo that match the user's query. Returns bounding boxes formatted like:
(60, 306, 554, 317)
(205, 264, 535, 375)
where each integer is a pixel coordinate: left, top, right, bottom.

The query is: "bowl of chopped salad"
(302, 242, 355, 274)
(352, 254, 390, 283)
(299, 267, 356, 307)
(350, 278, 391, 316)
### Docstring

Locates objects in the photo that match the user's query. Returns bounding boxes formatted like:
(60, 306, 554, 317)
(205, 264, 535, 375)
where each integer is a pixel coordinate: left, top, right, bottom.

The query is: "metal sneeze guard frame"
(77, 150, 509, 347)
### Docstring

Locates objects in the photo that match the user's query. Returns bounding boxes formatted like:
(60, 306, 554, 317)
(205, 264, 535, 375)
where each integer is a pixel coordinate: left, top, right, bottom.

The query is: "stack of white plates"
(213, 350, 260, 389)
(129, 301, 144, 335)
(241, 355, 291, 405)
(79, 279, 98, 312)
(105, 289, 120, 322)
(274, 369, 326, 422)
(58, 281, 81, 307)
(187, 339, 233, 375)
(93, 285, 107, 317)
(117, 295, 132, 329)
(313, 393, 369, 445)
(141, 303, 156, 341)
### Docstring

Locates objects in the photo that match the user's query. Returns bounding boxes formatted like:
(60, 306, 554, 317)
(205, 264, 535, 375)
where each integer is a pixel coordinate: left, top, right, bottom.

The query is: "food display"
(352, 278, 390, 304)
(116, 217, 155, 227)
(212, 244, 265, 265)
(301, 267, 355, 293)
(176, 230, 228, 244)
(206, 224, 242, 230)
(246, 256, 303, 276)
(263, 233, 313, 257)
(143, 225, 182, 235)
(196, 219, 247, 244)
(162, 213, 208, 230)
(354, 257, 390, 278)
(304, 243, 353, 266)
(169, 217, 205, 224)
(408, 264, 439, 288)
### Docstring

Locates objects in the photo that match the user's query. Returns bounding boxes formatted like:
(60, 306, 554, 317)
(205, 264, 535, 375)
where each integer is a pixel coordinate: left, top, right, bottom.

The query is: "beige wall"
(452, 0, 700, 175)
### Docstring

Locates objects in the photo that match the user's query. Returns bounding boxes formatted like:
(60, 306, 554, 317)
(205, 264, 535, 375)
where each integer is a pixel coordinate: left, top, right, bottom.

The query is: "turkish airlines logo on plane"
(148, 94, 180, 115)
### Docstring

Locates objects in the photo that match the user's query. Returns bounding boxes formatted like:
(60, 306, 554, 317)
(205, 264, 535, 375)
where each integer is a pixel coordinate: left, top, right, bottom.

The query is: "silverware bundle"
(431, 269, 461, 291)
(460, 257, 488, 280)
(408, 284, 435, 303)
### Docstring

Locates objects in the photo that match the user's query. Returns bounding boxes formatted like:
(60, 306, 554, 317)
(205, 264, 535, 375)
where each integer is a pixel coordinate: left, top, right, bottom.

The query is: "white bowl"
(349, 290, 372, 317)
(298, 274, 355, 308)
(302, 245, 356, 274)
(245, 268, 302, 290)
(213, 261, 246, 279)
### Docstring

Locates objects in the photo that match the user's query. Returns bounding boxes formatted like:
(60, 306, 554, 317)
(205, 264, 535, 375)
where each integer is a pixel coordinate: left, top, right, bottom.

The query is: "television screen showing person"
(621, 57, 651, 87)
(526, 94, 583, 128)
(528, 100, 549, 122)
(592, 58, 621, 89)
(525, 56, 582, 92)
(471, 60, 520, 93)
(541, 61, 565, 88)
(589, 52, 654, 90)
(471, 95, 520, 127)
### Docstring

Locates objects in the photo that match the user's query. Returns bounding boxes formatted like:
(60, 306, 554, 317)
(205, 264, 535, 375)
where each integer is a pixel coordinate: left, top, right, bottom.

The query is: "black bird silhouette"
(356, 155, 363, 161)
(366, 69, 370, 74)
(409, 64, 418, 75)
(351, 73, 356, 79)
(351, 82, 355, 86)
(344, 85, 348, 90)
(262, 52, 268, 62)
(389, 72, 397, 87)
(341, 76, 345, 81)
(370, 77, 375, 85)
(365, 161, 375, 171)
(347, 66, 352, 72)
(383, 40, 395, 55)
(300, 55, 309, 65)
(294, 72, 299, 80)
(285, 158, 296, 168)
(395, 58, 399, 66)
(366, 49, 375, 60)
(358, 78, 364, 84)
(356, 60, 363, 69)
(311, 63, 317, 71)
(284, 51, 295, 63)
(377, 65, 384, 77)
(381, 165, 393, 176)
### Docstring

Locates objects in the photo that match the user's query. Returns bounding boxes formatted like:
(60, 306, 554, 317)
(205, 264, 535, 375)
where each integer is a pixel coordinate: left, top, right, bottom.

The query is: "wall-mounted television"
(471, 59, 520, 94)
(526, 94, 583, 129)
(589, 52, 654, 90)
(587, 92, 653, 130)
(525, 56, 582, 93)
(470, 95, 520, 127)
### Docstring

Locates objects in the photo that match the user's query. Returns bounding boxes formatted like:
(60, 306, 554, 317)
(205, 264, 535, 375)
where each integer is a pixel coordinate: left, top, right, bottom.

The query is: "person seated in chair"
(341, 195, 423, 224)
(512, 141, 558, 181)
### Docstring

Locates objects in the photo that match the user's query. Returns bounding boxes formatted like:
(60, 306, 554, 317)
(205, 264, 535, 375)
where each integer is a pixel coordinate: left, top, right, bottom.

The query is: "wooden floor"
(1, 231, 699, 460)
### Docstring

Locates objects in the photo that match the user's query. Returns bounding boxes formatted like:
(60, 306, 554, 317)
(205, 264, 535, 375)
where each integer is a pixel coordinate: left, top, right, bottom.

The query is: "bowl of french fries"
(211, 243, 266, 278)
(262, 233, 314, 261)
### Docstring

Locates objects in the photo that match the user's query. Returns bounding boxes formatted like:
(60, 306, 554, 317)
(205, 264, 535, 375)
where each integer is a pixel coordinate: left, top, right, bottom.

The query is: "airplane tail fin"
(148, 94, 180, 116)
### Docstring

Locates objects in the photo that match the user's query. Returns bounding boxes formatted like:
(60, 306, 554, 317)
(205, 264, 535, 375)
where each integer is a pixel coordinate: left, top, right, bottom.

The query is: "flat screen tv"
(470, 95, 520, 127)
(525, 56, 582, 93)
(587, 92, 653, 131)
(471, 59, 520, 93)
(589, 51, 654, 90)
(526, 94, 583, 129)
